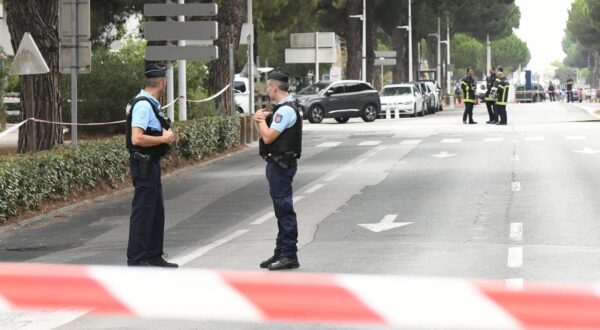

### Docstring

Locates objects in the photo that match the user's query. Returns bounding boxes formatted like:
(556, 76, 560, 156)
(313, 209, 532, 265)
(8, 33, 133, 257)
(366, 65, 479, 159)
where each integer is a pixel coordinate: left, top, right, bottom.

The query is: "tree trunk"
(5, 0, 62, 153)
(345, 0, 362, 80)
(208, 0, 245, 116)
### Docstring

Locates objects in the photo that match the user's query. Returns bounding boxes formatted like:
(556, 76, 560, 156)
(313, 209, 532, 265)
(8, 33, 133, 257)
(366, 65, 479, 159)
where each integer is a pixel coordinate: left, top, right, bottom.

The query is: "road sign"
(59, 41, 91, 74)
(290, 32, 336, 48)
(144, 21, 218, 41)
(374, 58, 396, 66)
(374, 51, 396, 58)
(144, 3, 217, 16)
(145, 45, 218, 61)
(285, 48, 336, 64)
(59, 0, 90, 39)
(9, 33, 50, 75)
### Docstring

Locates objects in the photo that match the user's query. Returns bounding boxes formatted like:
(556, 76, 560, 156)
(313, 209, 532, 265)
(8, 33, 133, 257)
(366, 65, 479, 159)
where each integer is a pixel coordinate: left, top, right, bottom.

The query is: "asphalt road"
(2, 101, 600, 329)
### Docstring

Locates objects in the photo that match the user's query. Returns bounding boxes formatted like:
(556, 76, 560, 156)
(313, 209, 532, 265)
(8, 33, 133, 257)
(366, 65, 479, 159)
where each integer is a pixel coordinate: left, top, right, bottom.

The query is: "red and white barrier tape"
(1, 262, 600, 329)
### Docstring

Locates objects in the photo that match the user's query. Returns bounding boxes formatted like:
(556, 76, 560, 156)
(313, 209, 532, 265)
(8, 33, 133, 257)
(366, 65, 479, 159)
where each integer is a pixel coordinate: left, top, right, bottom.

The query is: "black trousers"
(567, 90, 573, 102)
(485, 101, 496, 121)
(549, 92, 556, 102)
(266, 162, 298, 258)
(462, 102, 474, 122)
(127, 156, 165, 265)
(496, 104, 507, 124)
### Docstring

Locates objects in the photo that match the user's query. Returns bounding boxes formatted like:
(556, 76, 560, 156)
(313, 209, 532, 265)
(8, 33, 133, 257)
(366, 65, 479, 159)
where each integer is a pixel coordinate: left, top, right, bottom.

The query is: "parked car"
(296, 80, 381, 123)
(378, 84, 425, 118)
(419, 80, 443, 112)
(233, 74, 249, 114)
(406, 81, 432, 115)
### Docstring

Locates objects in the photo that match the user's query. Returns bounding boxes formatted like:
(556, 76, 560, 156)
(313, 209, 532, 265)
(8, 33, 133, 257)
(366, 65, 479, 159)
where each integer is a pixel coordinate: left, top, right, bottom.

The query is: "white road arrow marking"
(574, 147, 600, 154)
(431, 151, 456, 159)
(358, 214, 414, 233)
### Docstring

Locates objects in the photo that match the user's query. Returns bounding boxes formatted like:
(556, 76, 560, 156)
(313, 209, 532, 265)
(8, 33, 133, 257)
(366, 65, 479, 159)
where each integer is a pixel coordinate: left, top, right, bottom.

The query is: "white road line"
(400, 139, 422, 145)
(250, 212, 275, 225)
(355, 158, 367, 165)
(441, 138, 462, 143)
(0, 309, 91, 330)
(510, 223, 523, 241)
(511, 182, 521, 191)
(507, 247, 523, 268)
(483, 137, 504, 142)
(376, 146, 387, 151)
(293, 196, 305, 203)
(565, 136, 586, 140)
(305, 183, 325, 194)
(505, 278, 524, 290)
(524, 136, 545, 141)
(324, 173, 341, 182)
(358, 140, 382, 146)
(316, 142, 342, 147)
(172, 230, 249, 266)
(513, 155, 520, 161)
(367, 152, 378, 157)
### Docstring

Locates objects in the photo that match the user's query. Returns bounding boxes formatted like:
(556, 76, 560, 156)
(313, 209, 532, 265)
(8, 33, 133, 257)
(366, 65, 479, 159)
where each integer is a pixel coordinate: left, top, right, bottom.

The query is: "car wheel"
(307, 105, 324, 123)
(237, 107, 244, 114)
(361, 104, 378, 122)
(334, 117, 350, 123)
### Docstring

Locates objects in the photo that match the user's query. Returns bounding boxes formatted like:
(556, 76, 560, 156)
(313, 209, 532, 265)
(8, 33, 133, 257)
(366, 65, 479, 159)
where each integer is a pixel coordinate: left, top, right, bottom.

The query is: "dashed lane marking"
(316, 142, 342, 147)
(250, 212, 275, 225)
(324, 173, 341, 182)
(484, 137, 504, 142)
(510, 223, 523, 241)
(358, 141, 382, 146)
(524, 136, 545, 141)
(507, 247, 523, 268)
(441, 138, 462, 143)
(293, 196, 305, 203)
(511, 182, 521, 191)
(171, 230, 249, 266)
(305, 184, 324, 194)
(505, 278, 524, 290)
(400, 139, 422, 145)
(565, 136, 586, 140)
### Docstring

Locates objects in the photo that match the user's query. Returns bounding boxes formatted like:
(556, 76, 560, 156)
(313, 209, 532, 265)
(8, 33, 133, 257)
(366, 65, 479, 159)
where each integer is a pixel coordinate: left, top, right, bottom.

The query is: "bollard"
(395, 107, 401, 120)
(239, 115, 247, 145)
(252, 115, 259, 141)
(385, 107, 391, 120)
(245, 115, 252, 144)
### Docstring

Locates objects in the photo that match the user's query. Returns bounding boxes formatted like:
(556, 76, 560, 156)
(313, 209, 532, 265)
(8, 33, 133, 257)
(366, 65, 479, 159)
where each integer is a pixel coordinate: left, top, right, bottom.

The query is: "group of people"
(125, 63, 302, 271)
(460, 66, 510, 125)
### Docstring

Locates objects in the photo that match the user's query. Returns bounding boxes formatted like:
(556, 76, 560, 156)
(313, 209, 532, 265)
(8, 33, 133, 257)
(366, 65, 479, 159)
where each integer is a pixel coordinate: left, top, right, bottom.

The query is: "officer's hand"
(162, 128, 175, 144)
(254, 109, 266, 122)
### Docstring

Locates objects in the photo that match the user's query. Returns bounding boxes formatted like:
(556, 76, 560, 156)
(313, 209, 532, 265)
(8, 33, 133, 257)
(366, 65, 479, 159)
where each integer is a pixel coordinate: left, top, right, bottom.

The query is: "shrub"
(0, 116, 240, 223)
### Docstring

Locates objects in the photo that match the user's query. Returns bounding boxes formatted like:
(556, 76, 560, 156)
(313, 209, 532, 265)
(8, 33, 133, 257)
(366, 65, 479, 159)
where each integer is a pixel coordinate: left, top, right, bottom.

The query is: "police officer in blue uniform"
(254, 69, 302, 271)
(125, 63, 177, 267)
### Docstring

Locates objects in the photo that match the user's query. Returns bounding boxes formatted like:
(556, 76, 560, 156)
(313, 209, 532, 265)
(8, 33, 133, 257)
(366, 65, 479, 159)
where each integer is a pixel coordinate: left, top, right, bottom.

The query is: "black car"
(295, 80, 381, 123)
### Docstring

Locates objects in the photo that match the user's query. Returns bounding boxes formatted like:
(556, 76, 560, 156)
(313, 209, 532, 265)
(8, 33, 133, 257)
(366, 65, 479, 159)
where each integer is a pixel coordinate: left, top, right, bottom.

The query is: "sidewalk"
(572, 102, 600, 119)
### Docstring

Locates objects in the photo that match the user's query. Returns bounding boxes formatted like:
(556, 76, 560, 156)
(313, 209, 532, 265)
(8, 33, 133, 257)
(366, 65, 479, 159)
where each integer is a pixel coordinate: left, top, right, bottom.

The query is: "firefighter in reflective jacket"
(254, 69, 303, 271)
(495, 71, 510, 125)
(484, 67, 497, 124)
(461, 67, 477, 124)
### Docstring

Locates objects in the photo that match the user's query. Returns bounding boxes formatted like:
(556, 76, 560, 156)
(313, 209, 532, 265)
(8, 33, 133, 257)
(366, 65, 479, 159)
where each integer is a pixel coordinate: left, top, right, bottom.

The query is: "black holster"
(132, 152, 151, 180)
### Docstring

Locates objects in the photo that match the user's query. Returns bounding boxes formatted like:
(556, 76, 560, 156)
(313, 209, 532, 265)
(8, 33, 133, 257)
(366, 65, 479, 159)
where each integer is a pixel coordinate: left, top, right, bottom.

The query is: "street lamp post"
(349, 0, 366, 81)
(379, 57, 384, 88)
(397, 0, 412, 81)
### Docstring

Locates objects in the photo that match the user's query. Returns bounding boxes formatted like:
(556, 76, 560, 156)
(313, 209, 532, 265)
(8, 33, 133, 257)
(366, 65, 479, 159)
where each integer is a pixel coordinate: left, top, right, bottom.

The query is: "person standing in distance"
(484, 67, 497, 124)
(566, 75, 574, 103)
(254, 69, 303, 271)
(495, 71, 510, 125)
(125, 63, 177, 268)
(461, 67, 477, 124)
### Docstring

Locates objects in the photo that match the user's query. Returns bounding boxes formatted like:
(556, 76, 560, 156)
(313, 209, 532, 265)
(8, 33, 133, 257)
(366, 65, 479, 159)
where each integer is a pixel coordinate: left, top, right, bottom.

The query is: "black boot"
(268, 257, 300, 271)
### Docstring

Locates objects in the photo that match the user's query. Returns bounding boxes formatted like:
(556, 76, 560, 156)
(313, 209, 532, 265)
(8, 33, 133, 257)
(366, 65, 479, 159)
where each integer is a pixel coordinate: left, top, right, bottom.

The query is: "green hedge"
(0, 116, 240, 223)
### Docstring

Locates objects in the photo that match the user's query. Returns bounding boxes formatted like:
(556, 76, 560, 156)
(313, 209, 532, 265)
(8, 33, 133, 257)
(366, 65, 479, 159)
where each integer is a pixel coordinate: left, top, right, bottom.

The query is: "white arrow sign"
(431, 151, 456, 159)
(358, 215, 414, 233)
(573, 147, 600, 155)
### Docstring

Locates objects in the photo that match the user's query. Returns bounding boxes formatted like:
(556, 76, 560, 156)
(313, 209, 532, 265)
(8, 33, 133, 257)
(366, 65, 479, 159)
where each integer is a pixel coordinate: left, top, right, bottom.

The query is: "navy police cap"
(145, 63, 167, 78)
(268, 69, 289, 83)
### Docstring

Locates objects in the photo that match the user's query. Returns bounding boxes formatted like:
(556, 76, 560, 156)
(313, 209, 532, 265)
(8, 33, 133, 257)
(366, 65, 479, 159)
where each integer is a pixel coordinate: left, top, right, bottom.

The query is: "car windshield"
(298, 82, 330, 95)
(380, 86, 412, 96)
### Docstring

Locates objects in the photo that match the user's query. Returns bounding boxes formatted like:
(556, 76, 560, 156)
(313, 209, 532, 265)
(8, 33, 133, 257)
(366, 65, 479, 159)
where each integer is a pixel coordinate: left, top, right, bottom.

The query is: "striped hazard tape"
(1, 262, 600, 329)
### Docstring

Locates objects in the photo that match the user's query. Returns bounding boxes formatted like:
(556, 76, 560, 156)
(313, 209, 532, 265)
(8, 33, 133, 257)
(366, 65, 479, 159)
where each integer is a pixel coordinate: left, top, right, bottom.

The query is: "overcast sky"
(514, 0, 574, 74)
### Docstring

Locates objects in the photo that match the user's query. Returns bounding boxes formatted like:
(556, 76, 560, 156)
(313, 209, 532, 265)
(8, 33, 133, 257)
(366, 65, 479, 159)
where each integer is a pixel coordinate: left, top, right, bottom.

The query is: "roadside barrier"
(0, 85, 233, 141)
(1, 262, 600, 329)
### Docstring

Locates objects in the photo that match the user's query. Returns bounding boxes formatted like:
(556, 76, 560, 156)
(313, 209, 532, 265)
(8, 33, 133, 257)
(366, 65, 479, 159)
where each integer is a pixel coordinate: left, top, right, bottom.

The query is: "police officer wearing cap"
(125, 63, 177, 267)
(254, 69, 303, 271)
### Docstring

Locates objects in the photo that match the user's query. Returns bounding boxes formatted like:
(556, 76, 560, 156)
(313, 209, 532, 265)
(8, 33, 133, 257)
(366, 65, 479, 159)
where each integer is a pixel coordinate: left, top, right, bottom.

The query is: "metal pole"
(27, 77, 35, 152)
(315, 32, 319, 82)
(408, 0, 413, 81)
(166, 0, 174, 122)
(486, 34, 491, 74)
(380, 63, 384, 88)
(437, 16, 441, 88)
(447, 16, 451, 95)
(178, 0, 187, 121)
(70, 0, 78, 147)
(229, 41, 235, 116)
(361, 0, 366, 81)
(247, 0, 254, 114)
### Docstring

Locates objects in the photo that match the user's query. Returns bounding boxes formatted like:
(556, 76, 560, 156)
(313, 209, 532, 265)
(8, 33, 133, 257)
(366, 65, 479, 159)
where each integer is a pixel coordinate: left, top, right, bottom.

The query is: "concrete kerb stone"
(572, 102, 600, 120)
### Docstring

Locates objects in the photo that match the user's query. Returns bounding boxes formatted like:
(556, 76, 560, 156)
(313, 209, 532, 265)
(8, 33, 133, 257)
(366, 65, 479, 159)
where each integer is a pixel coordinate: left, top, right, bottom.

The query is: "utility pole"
(486, 34, 491, 74)
(397, 0, 412, 81)
(437, 16, 441, 88)
(247, 0, 254, 113)
(178, 0, 187, 121)
(166, 0, 175, 122)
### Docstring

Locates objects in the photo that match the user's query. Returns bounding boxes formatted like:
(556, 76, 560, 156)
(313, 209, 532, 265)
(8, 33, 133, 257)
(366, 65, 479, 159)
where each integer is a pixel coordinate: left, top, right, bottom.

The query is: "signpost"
(143, 2, 219, 121)
(285, 32, 337, 82)
(59, 0, 91, 147)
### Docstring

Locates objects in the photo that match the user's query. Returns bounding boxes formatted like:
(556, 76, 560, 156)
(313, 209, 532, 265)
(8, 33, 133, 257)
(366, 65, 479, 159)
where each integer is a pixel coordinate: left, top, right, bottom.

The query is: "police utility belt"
(261, 150, 299, 169)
